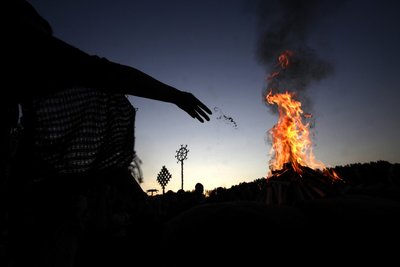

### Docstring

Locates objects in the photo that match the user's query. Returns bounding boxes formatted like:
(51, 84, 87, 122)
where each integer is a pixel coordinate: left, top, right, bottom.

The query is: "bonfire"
(264, 50, 344, 205)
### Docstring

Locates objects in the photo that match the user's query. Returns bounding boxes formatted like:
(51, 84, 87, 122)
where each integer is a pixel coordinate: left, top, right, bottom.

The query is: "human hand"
(174, 91, 212, 123)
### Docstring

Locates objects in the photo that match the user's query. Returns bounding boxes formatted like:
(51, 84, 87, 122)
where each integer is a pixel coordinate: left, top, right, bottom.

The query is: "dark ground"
(4, 175, 399, 266)
(160, 184, 400, 266)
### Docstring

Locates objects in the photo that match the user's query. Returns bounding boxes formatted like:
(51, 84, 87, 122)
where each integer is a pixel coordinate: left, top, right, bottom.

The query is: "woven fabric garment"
(28, 87, 136, 174)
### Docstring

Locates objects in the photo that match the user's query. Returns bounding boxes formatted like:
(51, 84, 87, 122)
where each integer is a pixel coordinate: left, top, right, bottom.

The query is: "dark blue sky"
(28, 0, 400, 193)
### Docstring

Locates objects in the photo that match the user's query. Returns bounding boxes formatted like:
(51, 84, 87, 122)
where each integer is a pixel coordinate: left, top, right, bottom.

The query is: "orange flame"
(277, 50, 293, 69)
(266, 90, 325, 175)
(266, 50, 340, 181)
(267, 50, 293, 81)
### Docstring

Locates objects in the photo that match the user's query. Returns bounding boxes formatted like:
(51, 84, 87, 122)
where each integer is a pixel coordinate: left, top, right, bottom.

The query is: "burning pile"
(264, 50, 344, 205)
(265, 164, 343, 205)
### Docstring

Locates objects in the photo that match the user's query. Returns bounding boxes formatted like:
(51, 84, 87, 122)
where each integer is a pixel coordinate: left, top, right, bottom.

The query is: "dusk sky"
(28, 0, 400, 194)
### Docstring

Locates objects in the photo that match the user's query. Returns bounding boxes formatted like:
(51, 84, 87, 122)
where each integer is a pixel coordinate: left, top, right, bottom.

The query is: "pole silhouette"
(175, 144, 189, 190)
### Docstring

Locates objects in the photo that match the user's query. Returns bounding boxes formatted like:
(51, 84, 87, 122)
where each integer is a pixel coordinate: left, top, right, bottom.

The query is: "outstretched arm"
(83, 55, 212, 122)
(8, 2, 212, 123)
(61, 37, 212, 123)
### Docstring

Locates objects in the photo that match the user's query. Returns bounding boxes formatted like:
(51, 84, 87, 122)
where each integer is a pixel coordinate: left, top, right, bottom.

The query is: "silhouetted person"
(192, 182, 206, 205)
(4, 1, 212, 267)
(194, 182, 205, 196)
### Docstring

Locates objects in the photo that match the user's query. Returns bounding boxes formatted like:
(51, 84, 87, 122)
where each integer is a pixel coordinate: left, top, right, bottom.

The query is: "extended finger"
(193, 106, 210, 122)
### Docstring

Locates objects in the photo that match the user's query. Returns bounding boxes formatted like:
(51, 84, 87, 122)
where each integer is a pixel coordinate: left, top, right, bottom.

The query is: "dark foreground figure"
(3, 1, 211, 267)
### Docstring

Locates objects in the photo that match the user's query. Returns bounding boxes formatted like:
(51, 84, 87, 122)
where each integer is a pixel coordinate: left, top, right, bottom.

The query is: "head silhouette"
(194, 183, 204, 195)
(15, 0, 53, 35)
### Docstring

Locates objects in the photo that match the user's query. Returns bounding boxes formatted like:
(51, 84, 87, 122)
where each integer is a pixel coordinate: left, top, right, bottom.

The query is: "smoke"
(256, 0, 320, 64)
(252, 0, 344, 113)
(267, 47, 334, 112)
